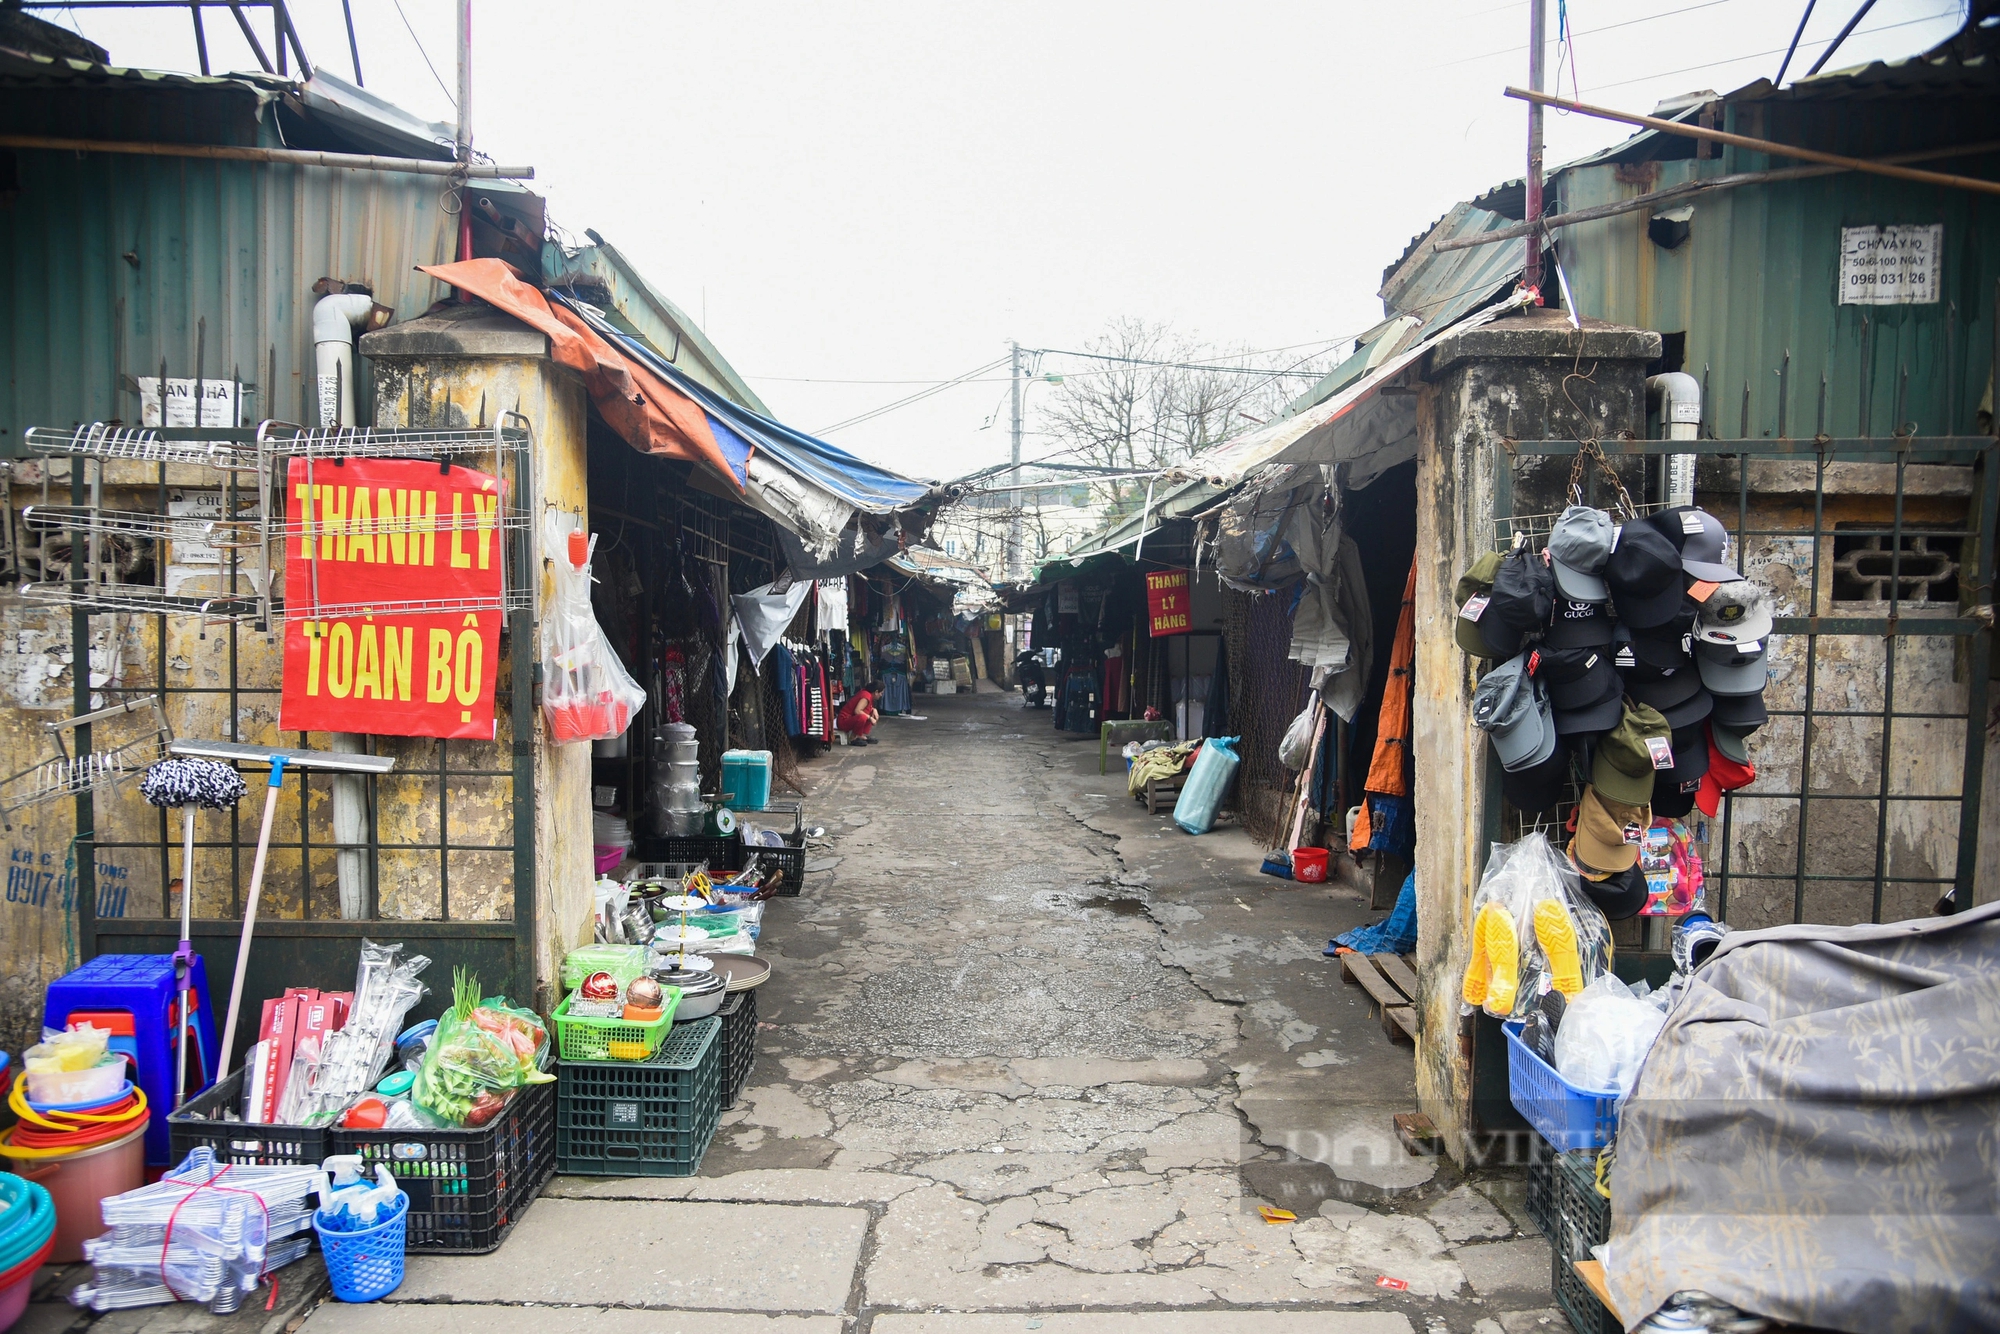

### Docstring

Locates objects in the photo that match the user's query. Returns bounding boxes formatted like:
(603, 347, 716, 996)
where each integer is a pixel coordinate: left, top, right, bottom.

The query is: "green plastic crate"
(551, 989, 679, 1063)
(556, 1016, 721, 1177)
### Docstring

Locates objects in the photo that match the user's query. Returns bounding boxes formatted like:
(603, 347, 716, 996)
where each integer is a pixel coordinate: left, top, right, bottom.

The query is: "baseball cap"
(1657, 685, 1714, 729)
(1593, 700, 1674, 805)
(1695, 638, 1768, 695)
(1501, 744, 1570, 816)
(1625, 663, 1701, 713)
(1620, 624, 1694, 679)
(1546, 506, 1615, 601)
(1572, 785, 1650, 875)
(1647, 506, 1745, 584)
(1653, 725, 1709, 804)
(1695, 580, 1775, 646)
(1603, 522, 1687, 629)
(1707, 719, 1753, 764)
(1454, 551, 1504, 657)
(1653, 782, 1698, 819)
(1577, 857, 1651, 920)
(1472, 653, 1558, 772)
(1695, 724, 1758, 817)
(1709, 688, 1768, 730)
(1546, 594, 1615, 648)
(1480, 548, 1554, 659)
(1538, 645, 1623, 736)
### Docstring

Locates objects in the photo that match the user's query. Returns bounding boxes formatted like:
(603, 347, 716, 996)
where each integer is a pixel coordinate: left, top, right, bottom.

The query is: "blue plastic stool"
(43, 954, 217, 1166)
(314, 1194, 408, 1302)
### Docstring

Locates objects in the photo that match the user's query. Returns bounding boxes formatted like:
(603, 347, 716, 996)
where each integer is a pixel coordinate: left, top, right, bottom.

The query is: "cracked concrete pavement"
(293, 690, 1556, 1333)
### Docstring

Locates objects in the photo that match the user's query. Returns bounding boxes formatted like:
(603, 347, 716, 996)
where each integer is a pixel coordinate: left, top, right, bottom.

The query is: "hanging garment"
(772, 644, 802, 735)
(1351, 555, 1418, 856)
(882, 667, 912, 715)
(817, 579, 850, 634)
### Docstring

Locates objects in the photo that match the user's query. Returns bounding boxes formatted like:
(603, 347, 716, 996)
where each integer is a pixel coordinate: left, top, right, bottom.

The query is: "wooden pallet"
(1338, 951, 1420, 1043)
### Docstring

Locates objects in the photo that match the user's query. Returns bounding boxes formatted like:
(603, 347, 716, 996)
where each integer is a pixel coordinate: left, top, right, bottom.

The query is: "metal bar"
(224, 1, 274, 72)
(297, 759, 312, 920)
(510, 418, 539, 1008)
(271, 0, 311, 79)
(1774, 0, 1817, 85)
(438, 739, 450, 920)
(1803, 0, 1880, 78)
(1777, 349, 1791, 440)
(1502, 86, 2000, 197)
(339, 0, 363, 83)
(1858, 317, 1874, 438)
(189, 1, 210, 74)
(1503, 436, 1993, 457)
(1794, 448, 1828, 924)
(1954, 396, 1998, 900)
(1869, 446, 1909, 921)
(71, 455, 97, 966)
(0, 136, 532, 179)
(1707, 871, 1956, 884)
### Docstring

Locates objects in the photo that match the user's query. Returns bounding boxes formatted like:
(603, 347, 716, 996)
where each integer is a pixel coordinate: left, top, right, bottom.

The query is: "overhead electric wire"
(813, 354, 1010, 434)
(392, 0, 455, 108)
(1421, 0, 1741, 74)
(1588, 7, 1957, 92)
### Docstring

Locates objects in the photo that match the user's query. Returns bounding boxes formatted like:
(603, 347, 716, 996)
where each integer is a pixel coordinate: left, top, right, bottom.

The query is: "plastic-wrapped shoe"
(1482, 903, 1521, 1014)
(1461, 902, 1494, 1007)
(1535, 898, 1585, 998)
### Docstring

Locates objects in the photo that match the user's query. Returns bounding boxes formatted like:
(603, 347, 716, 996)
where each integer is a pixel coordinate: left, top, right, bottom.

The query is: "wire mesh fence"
(1223, 587, 1311, 848)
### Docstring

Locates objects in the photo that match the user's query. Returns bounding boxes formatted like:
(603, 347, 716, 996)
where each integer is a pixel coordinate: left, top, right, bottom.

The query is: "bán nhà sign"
(279, 457, 505, 739)
(1147, 569, 1191, 637)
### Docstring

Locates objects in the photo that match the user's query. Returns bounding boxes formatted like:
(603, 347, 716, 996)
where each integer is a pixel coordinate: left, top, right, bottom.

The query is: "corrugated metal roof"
(1379, 201, 1524, 332)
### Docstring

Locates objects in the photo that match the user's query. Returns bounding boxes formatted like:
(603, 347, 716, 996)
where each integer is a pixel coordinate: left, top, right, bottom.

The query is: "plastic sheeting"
(732, 580, 813, 668)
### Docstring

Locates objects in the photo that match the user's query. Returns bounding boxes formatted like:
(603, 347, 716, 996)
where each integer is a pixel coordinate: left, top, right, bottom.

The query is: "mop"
(163, 741, 397, 1075)
(138, 757, 246, 1108)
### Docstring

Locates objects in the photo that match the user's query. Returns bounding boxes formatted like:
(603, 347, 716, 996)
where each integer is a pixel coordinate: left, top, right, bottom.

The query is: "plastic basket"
(557, 1017, 720, 1177)
(1502, 1022, 1619, 1151)
(168, 1069, 332, 1168)
(1548, 1147, 1618, 1334)
(633, 834, 808, 898)
(1523, 1136, 1555, 1239)
(717, 990, 757, 1109)
(552, 991, 677, 1063)
(332, 1077, 555, 1255)
(314, 1192, 408, 1302)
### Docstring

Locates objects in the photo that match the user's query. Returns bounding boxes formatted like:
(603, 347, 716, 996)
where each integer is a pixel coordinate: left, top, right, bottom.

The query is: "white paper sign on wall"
(1838, 225, 1941, 305)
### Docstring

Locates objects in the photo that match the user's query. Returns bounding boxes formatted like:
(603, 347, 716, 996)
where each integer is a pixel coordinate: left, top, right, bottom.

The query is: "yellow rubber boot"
(1461, 904, 1493, 1007)
(1536, 898, 1585, 998)
(1482, 903, 1521, 1014)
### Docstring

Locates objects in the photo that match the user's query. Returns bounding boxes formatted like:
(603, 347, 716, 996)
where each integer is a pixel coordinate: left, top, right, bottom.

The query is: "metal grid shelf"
(20, 424, 263, 471)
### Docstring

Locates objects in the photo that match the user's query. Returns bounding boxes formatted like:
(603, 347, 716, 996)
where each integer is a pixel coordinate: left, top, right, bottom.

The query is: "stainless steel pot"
(654, 965, 726, 1020)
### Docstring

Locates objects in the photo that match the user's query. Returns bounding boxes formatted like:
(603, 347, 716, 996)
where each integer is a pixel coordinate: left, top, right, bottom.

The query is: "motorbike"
(1014, 650, 1048, 707)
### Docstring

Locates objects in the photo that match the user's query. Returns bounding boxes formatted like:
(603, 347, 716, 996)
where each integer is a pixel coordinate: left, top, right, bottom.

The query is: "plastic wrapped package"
(1553, 972, 1668, 1096)
(561, 944, 650, 991)
(280, 940, 430, 1125)
(542, 520, 647, 745)
(1462, 834, 1611, 1021)
(1173, 737, 1242, 835)
(412, 970, 554, 1127)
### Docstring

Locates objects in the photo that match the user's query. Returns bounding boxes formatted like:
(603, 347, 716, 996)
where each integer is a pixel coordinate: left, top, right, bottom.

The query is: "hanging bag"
(541, 519, 647, 744)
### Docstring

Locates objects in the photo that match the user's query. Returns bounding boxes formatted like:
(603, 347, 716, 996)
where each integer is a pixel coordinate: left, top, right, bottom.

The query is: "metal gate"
(1490, 432, 1996, 930)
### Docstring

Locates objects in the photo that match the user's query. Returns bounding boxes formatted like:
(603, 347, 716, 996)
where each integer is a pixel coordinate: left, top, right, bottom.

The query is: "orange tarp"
(1351, 554, 1418, 852)
(416, 259, 740, 486)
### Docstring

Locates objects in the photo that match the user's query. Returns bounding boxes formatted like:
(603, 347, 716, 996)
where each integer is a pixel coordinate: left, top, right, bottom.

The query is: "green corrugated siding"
(1554, 147, 2000, 440)
(0, 146, 460, 436)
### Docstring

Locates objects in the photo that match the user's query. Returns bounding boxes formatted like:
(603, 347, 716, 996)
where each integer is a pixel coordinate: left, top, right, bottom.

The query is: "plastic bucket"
(315, 1193, 409, 1302)
(0, 1236, 54, 1333)
(1292, 848, 1330, 883)
(4, 1122, 146, 1262)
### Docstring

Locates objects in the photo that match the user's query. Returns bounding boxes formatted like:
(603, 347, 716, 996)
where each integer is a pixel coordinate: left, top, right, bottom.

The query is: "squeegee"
(166, 741, 397, 1072)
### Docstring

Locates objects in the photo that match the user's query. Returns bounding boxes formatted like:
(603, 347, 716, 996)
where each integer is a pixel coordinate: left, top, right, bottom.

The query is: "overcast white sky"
(60, 0, 1969, 479)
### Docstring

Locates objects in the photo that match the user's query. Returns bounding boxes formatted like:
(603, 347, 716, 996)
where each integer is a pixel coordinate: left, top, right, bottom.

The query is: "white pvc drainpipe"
(313, 291, 385, 427)
(1647, 372, 1702, 507)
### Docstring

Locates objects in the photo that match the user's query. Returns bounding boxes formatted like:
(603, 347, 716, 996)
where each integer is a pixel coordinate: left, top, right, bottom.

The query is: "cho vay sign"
(279, 457, 505, 739)
(1147, 569, 1191, 637)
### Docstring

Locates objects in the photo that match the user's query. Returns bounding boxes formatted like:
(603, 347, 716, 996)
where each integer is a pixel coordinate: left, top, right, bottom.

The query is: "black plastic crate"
(634, 833, 807, 897)
(717, 990, 757, 1108)
(1524, 1135, 1555, 1239)
(168, 1069, 333, 1168)
(331, 1076, 556, 1254)
(1550, 1148, 1619, 1334)
(1553, 1251, 1622, 1334)
(557, 1017, 720, 1177)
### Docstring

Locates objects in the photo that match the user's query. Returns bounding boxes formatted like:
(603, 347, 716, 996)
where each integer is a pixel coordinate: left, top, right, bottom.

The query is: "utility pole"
(454, 0, 474, 285)
(1007, 340, 1024, 582)
(1524, 0, 1547, 298)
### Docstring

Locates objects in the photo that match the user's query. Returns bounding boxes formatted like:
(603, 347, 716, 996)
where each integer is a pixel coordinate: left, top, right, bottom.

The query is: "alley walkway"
(301, 691, 1559, 1334)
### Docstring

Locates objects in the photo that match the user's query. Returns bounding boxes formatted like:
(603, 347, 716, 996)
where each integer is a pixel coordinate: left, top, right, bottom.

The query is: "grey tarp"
(1605, 900, 2000, 1333)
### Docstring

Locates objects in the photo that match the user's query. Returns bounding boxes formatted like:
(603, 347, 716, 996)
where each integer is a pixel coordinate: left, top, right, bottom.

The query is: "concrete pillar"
(1408, 310, 1660, 1162)
(360, 304, 593, 1012)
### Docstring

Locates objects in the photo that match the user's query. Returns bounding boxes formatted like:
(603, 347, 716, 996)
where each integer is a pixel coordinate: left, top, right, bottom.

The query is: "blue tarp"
(1326, 870, 1418, 957)
(550, 290, 932, 513)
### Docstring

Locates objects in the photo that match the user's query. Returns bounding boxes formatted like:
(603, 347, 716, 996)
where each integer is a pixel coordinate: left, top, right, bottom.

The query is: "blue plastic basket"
(1502, 1021, 1620, 1151)
(313, 1193, 409, 1302)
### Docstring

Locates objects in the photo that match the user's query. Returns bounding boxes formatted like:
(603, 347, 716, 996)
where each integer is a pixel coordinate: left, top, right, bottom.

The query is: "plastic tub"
(593, 844, 627, 875)
(25, 1081, 137, 1115)
(25, 1058, 126, 1108)
(719, 750, 772, 810)
(5, 1122, 146, 1262)
(1291, 848, 1331, 883)
(0, 1236, 54, 1333)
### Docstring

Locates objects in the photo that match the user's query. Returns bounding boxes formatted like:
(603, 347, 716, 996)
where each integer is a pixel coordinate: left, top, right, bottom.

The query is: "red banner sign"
(1147, 569, 1191, 637)
(279, 457, 505, 739)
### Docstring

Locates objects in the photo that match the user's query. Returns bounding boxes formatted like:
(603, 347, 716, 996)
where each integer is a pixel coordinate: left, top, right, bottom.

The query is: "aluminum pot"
(653, 965, 726, 1020)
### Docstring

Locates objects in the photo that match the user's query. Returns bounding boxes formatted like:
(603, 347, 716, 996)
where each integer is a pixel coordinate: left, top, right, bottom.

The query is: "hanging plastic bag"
(541, 519, 647, 745)
(1553, 972, 1667, 1096)
(1174, 736, 1241, 835)
(1278, 696, 1321, 771)
(1461, 834, 1608, 1020)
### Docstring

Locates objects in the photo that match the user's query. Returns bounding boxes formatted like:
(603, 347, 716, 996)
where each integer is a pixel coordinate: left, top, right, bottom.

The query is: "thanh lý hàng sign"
(279, 457, 505, 739)
(1838, 225, 1940, 305)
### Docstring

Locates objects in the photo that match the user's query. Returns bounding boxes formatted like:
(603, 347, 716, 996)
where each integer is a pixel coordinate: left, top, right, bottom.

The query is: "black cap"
(1545, 594, 1616, 648)
(1710, 688, 1768, 730)
(1480, 548, 1554, 659)
(1582, 861, 1650, 920)
(1621, 625, 1694, 680)
(1501, 744, 1570, 816)
(1535, 645, 1621, 711)
(1604, 522, 1686, 628)
(1627, 666, 1702, 713)
(1658, 685, 1714, 729)
(1652, 725, 1709, 811)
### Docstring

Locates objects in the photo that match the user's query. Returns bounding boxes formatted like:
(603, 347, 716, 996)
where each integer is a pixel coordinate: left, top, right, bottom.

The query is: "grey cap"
(1695, 580, 1775, 645)
(1695, 637, 1769, 695)
(1472, 652, 1558, 772)
(1547, 506, 1615, 601)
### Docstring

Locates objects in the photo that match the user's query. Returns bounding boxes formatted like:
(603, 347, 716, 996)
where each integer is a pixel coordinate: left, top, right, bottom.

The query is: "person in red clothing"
(838, 680, 882, 745)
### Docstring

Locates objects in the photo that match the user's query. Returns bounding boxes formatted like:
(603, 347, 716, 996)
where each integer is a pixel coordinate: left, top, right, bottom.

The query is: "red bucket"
(1291, 847, 1330, 883)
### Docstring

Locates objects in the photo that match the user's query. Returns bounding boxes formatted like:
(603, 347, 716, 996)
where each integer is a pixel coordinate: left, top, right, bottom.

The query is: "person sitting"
(837, 680, 883, 745)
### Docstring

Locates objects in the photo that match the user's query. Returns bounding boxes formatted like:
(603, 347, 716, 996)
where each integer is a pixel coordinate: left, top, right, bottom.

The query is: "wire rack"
(0, 695, 172, 820)
(16, 418, 536, 625)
